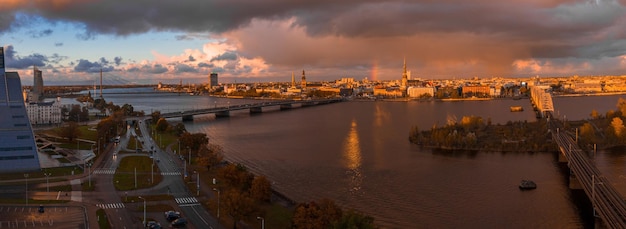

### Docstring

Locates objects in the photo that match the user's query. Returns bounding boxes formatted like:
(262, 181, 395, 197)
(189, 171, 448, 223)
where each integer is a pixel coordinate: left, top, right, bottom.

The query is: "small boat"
(510, 106, 523, 112)
(519, 180, 537, 190)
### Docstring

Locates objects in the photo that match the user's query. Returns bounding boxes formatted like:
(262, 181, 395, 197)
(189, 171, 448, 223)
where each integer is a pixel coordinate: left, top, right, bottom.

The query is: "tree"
(249, 176, 271, 202)
(218, 163, 253, 190)
(590, 109, 600, 119)
(58, 121, 80, 141)
(222, 189, 256, 229)
(618, 98, 626, 117)
(151, 110, 161, 122)
(292, 199, 342, 229)
(611, 117, 625, 137)
(333, 210, 375, 229)
(179, 132, 209, 152)
(173, 123, 186, 136)
(156, 118, 169, 132)
(196, 144, 224, 170)
(121, 104, 134, 116)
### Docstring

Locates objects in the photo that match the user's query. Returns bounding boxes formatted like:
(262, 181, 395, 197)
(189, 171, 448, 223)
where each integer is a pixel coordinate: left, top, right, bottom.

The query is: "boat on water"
(519, 180, 537, 190)
(510, 106, 524, 112)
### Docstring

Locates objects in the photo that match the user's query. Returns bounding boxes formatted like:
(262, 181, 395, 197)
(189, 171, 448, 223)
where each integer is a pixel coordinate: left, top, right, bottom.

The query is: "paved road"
(0, 205, 86, 229)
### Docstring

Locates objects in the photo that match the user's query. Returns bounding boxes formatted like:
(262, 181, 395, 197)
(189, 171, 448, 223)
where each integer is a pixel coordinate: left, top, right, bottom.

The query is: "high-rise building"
(291, 72, 296, 88)
(0, 47, 41, 172)
(209, 72, 218, 88)
(31, 66, 44, 102)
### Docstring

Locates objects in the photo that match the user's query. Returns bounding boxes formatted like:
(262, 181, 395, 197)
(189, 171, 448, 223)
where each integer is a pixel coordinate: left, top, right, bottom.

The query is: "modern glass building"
(0, 47, 41, 172)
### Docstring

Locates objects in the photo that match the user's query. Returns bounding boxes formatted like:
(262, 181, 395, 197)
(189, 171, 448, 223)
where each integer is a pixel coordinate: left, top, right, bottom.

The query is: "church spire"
(401, 57, 408, 90)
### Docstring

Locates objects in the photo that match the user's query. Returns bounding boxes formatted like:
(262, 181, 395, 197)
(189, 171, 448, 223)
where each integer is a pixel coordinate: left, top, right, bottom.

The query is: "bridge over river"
(550, 119, 626, 228)
(158, 98, 343, 121)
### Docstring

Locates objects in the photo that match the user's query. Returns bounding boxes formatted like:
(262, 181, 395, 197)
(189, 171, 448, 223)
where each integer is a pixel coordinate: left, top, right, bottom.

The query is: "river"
(85, 88, 625, 228)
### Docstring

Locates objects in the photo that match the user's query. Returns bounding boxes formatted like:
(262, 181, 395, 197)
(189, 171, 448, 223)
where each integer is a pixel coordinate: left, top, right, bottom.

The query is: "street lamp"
(257, 216, 265, 229)
(139, 196, 146, 226)
(24, 174, 29, 205)
(195, 171, 200, 196)
(213, 188, 220, 219)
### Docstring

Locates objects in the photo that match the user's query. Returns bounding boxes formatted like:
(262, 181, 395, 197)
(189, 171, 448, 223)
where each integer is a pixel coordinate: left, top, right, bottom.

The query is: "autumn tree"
(222, 189, 256, 229)
(179, 132, 209, 152)
(173, 123, 186, 136)
(618, 98, 626, 117)
(590, 109, 600, 119)
(156, 118, 169, 132)
(611, 117, 625, 138)
(196, 144, 224, 171)
(249, 176, 271, 202)
(218, 163, 253, 190)
(579, 123, 596, 146)
(58, 121, 81, 141)
(151, 110, 161, 122)
(292, 198, 342, 229)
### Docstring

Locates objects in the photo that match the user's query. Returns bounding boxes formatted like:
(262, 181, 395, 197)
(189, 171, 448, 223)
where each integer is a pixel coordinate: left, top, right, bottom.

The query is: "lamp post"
(178, 140, 180, 155)
(257, 216, 265, 229)
(44, 173, 51, 192)
(213, 188, 220, 219)
(87, 161, 91, 187)
(196, 171, 200, 196)
(139, 196, 146, 226)
(24, 174, 29, 205)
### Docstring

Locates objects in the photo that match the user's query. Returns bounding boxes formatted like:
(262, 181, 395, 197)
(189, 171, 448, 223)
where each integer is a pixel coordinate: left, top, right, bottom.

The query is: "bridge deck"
(551, 120, 626, 228)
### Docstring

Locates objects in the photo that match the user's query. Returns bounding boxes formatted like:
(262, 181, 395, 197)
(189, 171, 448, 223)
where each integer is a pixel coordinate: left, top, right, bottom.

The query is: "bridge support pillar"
(250, 107, 263, 114)
(182, 115, 194, 122)
(280, 104, 292, 110)
(569, 173, 583, 190)
(215, 111, 230, 118)
(301, 102, 315, 107)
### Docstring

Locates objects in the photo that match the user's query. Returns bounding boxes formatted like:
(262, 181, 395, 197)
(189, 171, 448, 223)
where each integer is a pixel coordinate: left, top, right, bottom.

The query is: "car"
(170, 218, 187, 227)
(38, 205, 44, 213)
(146, 221, 162, 229)
(164, 210, 180, 221)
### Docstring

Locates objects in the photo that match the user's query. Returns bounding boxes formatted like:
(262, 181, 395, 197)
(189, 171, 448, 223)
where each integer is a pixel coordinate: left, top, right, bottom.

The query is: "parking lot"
(0, 205, 86, 229)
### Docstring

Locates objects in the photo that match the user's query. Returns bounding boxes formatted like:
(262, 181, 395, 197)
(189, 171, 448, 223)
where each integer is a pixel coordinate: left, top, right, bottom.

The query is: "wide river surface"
(89, 88, 625, 228)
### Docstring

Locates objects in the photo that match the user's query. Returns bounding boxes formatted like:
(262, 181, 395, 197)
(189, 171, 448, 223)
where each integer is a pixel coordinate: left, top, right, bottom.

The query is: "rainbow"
(370, 60, 378, 81)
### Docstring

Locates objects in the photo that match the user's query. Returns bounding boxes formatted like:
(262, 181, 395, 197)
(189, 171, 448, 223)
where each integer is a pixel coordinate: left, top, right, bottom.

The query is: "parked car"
(164, 210, 180, 221)
(146, 221, 161, 229)
(170, 218, 187, 227)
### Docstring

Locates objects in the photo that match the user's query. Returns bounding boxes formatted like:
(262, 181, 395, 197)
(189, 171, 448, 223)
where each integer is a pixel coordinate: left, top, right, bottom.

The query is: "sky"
(2, 0, 626, 85)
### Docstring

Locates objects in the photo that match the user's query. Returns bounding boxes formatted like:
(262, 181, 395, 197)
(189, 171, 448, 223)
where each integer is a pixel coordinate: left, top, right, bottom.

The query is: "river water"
(91, 88, 625, 228)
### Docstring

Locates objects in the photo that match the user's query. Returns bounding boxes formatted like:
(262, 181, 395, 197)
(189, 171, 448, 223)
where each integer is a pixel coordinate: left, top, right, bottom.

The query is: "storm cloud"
(3, 45, 47, 69)
(2, 0, 626, 78)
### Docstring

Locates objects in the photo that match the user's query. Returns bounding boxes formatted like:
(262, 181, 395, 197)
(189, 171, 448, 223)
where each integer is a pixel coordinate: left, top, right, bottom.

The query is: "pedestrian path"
(93, 169, 115, 174)
(96, 203, 126, 209)
(175, 197, 198, 204)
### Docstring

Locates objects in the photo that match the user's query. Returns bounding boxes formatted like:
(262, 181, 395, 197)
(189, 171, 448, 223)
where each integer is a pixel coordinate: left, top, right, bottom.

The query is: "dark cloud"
(54, 42, 63, 47)
(73, 59, 114, 73)
(188, 55, 196, 62)
(175, 35, 194, 41)
(175, 63, 198, 73)
(3, 45, 47, 69)
(211, 51, 238, 61)
(141, 64, 169, 74)
(198, 62, 214, 68)
(114, 57, 123, 66)
(49, 53, 68, 64)
(212, 67, 225, 73)
(28, 29, 53, 38)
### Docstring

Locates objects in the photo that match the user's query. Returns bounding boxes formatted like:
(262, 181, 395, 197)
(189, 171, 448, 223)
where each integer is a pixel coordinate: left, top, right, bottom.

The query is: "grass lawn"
(113, 156, 163, 191)
(97, 209, 111, 229)
(127, 135, 143, 150)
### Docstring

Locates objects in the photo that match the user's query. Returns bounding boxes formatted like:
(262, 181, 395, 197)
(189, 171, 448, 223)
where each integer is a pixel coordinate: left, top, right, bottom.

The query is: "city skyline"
(2, 0, 626, 85)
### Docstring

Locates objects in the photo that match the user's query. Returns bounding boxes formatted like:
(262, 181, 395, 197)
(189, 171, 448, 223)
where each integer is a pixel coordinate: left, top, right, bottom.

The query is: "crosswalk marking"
(93, 169, 115, 175)
(161, 172, 181, 176)
(96, 203, 125, 209)
(175, 197, 198, 204)
(179, 203, 201, 207)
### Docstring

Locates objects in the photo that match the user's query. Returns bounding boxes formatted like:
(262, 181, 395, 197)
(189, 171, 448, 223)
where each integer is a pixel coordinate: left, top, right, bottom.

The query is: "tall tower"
(31, 66, 43, 102)
(209, 72, 218, 88)
(291, 72, 295, 88)
(401, 57, 408, 90)
(301, 70, 307, 89)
